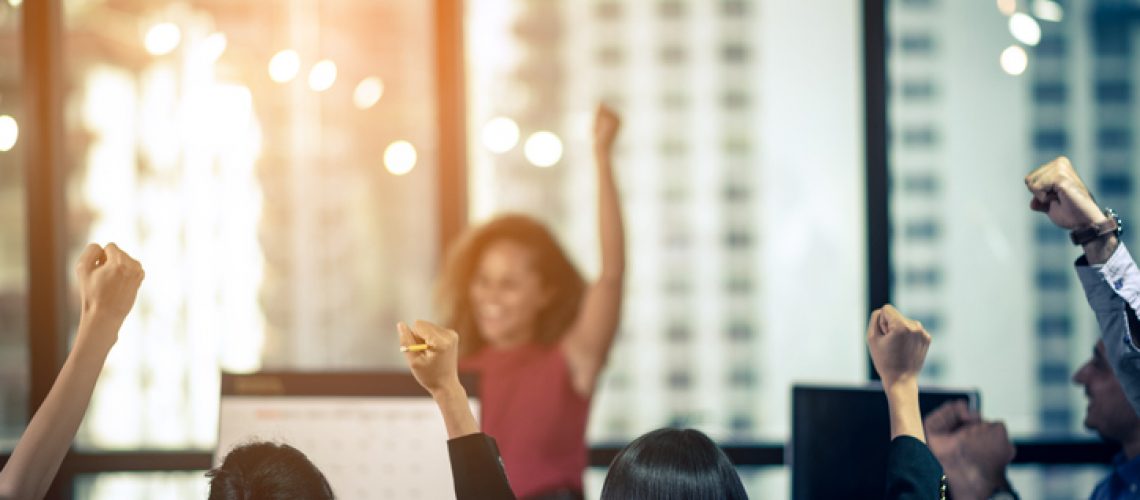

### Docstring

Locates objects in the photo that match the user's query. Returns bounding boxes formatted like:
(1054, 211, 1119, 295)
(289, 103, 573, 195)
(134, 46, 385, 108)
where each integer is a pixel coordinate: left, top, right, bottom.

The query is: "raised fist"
(75, 243, 144, 345)
(866, 304, 931, 388)
(594, 104, 621, 153)
(399, 321, 462, 395)
(925, 400, 1016, 500)
(1025, 156, 1105, 230)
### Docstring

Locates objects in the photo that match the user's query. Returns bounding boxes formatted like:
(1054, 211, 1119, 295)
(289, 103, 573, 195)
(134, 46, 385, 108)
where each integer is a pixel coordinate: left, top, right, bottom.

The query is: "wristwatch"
(1071, 207, 1124, 246)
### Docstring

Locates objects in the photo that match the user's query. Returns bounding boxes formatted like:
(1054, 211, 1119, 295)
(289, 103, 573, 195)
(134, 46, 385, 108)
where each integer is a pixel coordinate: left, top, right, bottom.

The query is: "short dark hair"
(207, 442, 334, 500)
(600, 428, 749, 500)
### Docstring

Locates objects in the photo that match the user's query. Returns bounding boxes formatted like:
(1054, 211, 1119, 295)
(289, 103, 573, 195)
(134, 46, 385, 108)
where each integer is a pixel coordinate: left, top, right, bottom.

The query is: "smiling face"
(467, 239, 552, 349)
(1072, 340, 1140, 442)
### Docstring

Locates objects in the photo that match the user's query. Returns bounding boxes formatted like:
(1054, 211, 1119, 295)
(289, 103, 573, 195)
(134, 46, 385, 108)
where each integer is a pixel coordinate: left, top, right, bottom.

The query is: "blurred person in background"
(435, 104, 626, 499)
(919, 157, 1140, 500)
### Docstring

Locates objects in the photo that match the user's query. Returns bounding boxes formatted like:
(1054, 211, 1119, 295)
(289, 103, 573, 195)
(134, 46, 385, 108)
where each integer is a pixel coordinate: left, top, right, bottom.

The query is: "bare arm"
(399, 322, 478, 438)
(0, 244, 143, 500)
(866, 305, 932, 443)
(886, 380, 924, 442)
(562, 104, 626, 398)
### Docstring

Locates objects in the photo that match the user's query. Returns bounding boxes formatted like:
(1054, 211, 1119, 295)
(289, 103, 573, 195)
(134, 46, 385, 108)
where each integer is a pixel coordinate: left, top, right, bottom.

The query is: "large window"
(0, 0, 26, 454)
(3, 0, 441, 496)
(63, 0, 438, 444)
(465, 0, 867, 495)
(887, 0, 1125, 495)
(3, 0, 1124, 498)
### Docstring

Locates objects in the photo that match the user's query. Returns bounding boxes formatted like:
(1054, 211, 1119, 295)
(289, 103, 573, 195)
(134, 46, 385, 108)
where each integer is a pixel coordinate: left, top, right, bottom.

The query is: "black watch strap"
(1071, 208, 1123, 246)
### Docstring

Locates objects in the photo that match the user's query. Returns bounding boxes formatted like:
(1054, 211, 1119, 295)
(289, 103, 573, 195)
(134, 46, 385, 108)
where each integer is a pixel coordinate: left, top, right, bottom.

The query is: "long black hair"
(207, 442, 334, 500)
(600, 428, 749, 500)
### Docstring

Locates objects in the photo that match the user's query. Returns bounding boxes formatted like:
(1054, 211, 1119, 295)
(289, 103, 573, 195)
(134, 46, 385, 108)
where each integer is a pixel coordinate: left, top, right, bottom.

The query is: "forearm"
(0, 324, 113, 499)
(432, 383, 479, 439)
(885, 380, 925, 443)
(595, 147, 626, 282)
(1083, 234, 1119, 265)
(1076, 242, 1140, 415)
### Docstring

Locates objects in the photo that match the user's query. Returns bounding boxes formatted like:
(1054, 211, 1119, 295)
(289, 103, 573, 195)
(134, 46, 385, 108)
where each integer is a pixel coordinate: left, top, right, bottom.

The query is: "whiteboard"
(216, 373, 480, 500)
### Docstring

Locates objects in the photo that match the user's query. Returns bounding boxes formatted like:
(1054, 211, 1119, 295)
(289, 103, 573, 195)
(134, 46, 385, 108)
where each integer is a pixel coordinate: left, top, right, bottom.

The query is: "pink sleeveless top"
(460, 343, 590, 498)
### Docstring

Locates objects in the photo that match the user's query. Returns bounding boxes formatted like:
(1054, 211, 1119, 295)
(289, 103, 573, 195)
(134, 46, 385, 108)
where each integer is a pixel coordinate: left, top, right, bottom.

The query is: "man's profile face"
(1072, 341, 1140, 441)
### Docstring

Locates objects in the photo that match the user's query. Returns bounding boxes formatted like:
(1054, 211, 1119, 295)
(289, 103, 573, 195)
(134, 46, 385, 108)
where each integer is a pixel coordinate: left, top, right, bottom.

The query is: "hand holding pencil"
(398, 321, 463, 396)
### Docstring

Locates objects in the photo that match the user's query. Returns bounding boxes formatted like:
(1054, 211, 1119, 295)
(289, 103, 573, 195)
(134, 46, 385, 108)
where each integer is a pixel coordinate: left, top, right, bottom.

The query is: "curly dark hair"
(437, 214, 585, 356)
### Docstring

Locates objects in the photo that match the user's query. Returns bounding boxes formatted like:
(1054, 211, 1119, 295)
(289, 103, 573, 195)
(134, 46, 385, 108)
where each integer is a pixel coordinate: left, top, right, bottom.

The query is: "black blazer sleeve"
(884, 436, 945, 500)
(448, 433, 517, 500)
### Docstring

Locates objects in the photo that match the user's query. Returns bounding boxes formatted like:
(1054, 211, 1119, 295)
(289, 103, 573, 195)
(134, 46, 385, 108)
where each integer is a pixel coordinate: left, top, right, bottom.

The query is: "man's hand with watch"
(1025, 156, 1124, 264)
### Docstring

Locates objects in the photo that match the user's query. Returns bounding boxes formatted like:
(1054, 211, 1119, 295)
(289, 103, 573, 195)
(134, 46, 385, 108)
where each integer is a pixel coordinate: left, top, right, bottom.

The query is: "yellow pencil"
(400, 343, 432, 353)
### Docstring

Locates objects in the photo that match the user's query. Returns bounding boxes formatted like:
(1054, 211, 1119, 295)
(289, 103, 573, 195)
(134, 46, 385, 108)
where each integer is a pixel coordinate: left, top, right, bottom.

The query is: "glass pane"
(886, 0, 1132, 449)
(465, 0, 867, 444)
(1008, 464, 1110, 499)
(61, 0, 438, 451)
(73, 471, 207, 500)
(0, 0, 27, 452)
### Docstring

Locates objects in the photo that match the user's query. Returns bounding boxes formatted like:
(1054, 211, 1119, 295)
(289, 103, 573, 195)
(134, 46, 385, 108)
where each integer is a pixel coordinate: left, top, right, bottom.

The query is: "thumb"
(412, 320, 450, 348)
(866, 309, 882, 344)
(75, 243, 106, 277)
(397, 322, 418, 347)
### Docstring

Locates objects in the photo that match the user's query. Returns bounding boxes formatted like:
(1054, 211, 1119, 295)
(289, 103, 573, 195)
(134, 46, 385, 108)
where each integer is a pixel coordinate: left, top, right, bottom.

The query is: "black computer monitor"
(790, 384, 979, 500)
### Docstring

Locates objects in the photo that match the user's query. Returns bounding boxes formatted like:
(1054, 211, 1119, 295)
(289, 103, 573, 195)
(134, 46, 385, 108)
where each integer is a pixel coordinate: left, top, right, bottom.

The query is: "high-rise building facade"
(889, 0, 1137, 496)
(467, 0, 867, 495)
(39, 1, 441, 496)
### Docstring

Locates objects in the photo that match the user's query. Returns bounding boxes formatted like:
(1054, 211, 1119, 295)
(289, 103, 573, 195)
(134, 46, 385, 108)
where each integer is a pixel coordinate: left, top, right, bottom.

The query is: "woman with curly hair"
(436, 105, 626, 499)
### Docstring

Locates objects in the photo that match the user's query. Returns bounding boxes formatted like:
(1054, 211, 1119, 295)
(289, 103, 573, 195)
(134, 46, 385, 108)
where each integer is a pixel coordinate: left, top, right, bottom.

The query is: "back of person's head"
(600, 428, 749, 500)
(207, 442, 334, 500)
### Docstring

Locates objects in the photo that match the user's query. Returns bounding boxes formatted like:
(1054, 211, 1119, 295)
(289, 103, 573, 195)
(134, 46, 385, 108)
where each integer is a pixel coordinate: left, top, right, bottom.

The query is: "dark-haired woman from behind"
(600, 428, 748, 500)
(207, 442, 334, 500)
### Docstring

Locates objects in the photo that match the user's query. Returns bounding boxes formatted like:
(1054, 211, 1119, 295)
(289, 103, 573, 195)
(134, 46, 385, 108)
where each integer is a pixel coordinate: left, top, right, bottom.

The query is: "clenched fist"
(866, 304, 931, 389)
(594, 104, 621, 154)
(399, 321, 463, 395)
(1025, 156, 1105, 230)
(925, 400, 1016, 500)
(75, 243, 145, 347)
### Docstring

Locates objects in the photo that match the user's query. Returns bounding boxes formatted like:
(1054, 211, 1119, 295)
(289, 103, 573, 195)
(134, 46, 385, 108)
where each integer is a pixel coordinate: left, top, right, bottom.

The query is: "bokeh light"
(384, 140, 417, 175)
(308, 60, 338, 92)
(144, 22, 182, 56)
(1009, 13, 1041, 46)
(0, 115, 17, 152)
(353, 77, 385, 109)
(1033, 0, 1063, 22)
(268, 49, 301, 83)
(524, 131, 562, 167)
(481, 117, 520, 153)
(1000, 45, 1028, 75)
(201, 33, 227, 62)
(996, 0, 1016, 16)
